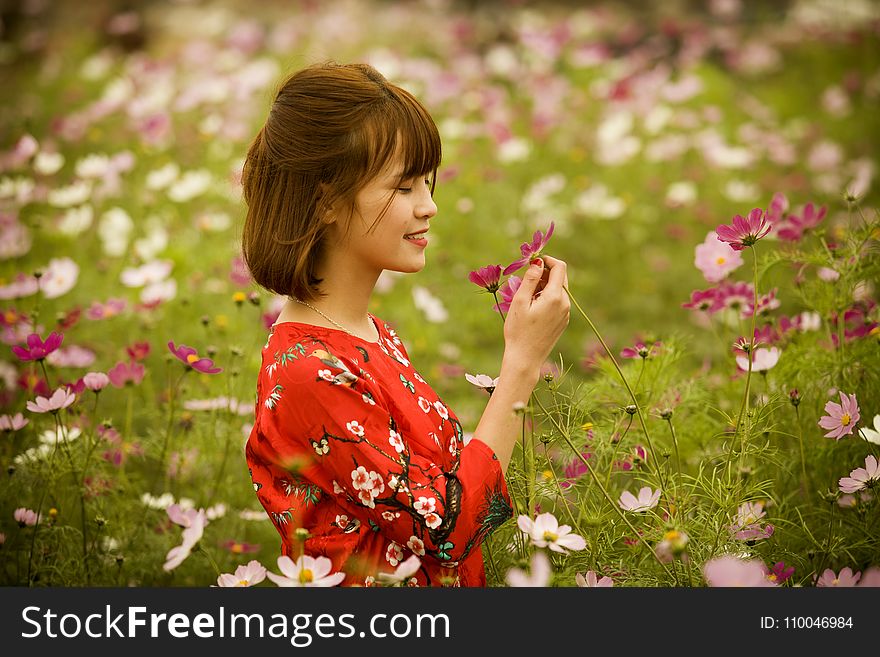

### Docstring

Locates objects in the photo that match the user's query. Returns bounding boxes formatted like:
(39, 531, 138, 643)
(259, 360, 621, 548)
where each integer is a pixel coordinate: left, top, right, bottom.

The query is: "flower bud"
(789, 389, 800, 407)
(624, 404, 637, 415)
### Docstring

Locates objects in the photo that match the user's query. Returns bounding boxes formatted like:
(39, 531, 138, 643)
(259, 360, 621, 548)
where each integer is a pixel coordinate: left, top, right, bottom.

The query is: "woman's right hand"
(501, 255, 570, 372)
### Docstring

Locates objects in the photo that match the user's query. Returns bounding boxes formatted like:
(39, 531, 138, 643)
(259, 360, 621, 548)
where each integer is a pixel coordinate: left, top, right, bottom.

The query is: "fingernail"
(530, 257, 543, 267)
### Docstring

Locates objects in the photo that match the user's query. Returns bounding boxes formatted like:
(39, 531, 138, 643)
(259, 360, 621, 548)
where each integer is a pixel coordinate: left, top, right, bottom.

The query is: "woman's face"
(327, 154, 438, 277)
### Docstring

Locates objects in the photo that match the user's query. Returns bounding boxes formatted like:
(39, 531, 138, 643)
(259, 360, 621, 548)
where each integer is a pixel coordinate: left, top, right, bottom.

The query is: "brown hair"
(240, 62, 441, 302)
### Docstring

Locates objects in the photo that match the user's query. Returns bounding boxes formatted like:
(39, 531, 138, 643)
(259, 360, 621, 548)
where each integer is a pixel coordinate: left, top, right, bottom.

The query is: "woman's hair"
(241, 62, 442, 302)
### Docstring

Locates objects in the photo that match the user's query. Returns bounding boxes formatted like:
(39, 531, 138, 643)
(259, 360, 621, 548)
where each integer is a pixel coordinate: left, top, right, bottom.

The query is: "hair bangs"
(392, 88, 442, 183)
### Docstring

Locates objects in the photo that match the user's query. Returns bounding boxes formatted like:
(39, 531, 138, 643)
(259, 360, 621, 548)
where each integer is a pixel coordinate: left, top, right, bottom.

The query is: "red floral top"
(245, 314, 512, 587)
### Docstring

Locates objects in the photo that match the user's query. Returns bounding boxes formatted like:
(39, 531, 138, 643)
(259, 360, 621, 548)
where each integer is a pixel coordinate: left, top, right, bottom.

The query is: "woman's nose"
(416, 187, 437, 220)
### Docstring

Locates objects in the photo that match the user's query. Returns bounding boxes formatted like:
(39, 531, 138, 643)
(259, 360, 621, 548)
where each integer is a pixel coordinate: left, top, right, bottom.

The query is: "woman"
(241, 62, 569, 586)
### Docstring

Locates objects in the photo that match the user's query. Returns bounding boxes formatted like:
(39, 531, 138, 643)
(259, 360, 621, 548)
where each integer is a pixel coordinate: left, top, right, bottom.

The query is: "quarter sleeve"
(254, 352, 512, 568)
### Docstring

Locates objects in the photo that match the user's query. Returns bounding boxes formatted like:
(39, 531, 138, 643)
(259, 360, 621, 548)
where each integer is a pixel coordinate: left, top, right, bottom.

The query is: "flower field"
(1, 0, 879, 587)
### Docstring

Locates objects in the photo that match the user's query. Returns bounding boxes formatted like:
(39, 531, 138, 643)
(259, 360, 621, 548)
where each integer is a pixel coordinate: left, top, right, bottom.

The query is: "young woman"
(241, 62, 570, 586)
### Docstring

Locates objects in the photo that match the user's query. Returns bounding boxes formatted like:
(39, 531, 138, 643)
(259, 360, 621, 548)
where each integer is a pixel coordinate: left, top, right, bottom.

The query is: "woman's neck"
(304, 254, 380, 336)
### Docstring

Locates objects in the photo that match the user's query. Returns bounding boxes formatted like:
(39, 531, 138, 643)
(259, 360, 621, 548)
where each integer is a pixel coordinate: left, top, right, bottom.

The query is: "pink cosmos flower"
(107, 361, 145, 387)
(0, 413, 28, 431)
(46, 345, 96, 368)
(681, 288, 718, 313)
(716, 208, 771, 250)
(729, 501, 773, 541)
(83, 372, 110, 391)
(229, 255, 252, 287)
(560, 451, 592, 489)
(86, 298, 126, 320)
(768, 561, 794, 584)
(735, 347, 781, 372)
(215, 560, 267, 587)
(858, 567, 880, 587)
(26, 387, 76, 413)
(517, 512, 587, 554)
(620, 340, 662, 360)
(11, 331, 63, 361)
(464, 373, 499, 393)
(694, 231, 744, 282)
(703, 555, 776, 587)
(618, 486, 661, 512)
(816, 567, 861, 587)
(267, 554, 345, 587)
(818, 391, 860, 440)
(163, 504, 209, 572)
(575, 571, 613, 587)
(468, 264, 503, 293)
(506, 551, 551, 587)
(493, 276, 522, 314)
(502, 221, 555, 275)
(14, 507, 39, 527)
(126, 341, 151, 361)
(168, 342, 222, 374)
(838, 455, 880, 494)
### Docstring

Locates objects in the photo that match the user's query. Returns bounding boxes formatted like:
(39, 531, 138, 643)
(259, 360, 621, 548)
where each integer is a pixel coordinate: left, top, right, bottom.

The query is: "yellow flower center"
(767, 574, 777, 582)
(232, 292, 246, 303)
(716, 257, 726, 265)
(238, 579, 249, 586)
(840, 413, 851, 426)
(186, 354, 199, 364)
(299, 569, 314, 584)
(231, 543, 243, 554)
(663, 530, 679, 541)
(542, 531, 558, 542)
(541, 469, 554, 481)
(581, 422, 594, 432)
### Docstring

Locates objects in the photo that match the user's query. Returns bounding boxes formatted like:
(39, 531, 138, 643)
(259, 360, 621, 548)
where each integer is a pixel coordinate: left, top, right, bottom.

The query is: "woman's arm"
(472, 255, 570, 472)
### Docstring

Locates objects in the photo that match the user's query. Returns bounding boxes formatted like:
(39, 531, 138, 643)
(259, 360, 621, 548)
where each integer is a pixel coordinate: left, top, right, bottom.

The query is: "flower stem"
(793, 406, 809, 496)
(152, 368, 189, 493)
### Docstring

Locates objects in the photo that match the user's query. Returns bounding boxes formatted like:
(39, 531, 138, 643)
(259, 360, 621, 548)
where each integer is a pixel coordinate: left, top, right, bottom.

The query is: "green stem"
(665, 417, 683, 518)
(152, 369, 189, 493)
(198, 545, 222, 579)
(793, 406, 809, 496)
(491, 291, 507, 330)
(533, 395, 675, 579)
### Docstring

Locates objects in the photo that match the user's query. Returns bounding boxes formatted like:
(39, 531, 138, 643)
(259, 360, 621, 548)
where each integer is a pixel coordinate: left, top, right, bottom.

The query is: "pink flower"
(729, 501, 773, 541)
(46, 345, 96, 368)
(163, 504, 209, 571)
(517, 512, 587, 554)
(83, 372, 110, 391)
(502, 221, 555, 275)
(716, 208, 771, 250)
(735, 347, 781, 372)
(11, 331, 63, 361)
(0, 413, 28, 431)
(618, 486, 661, 512)
(229, 255, 252, 287)
(682, 288, 718, 312)
(575, 571, 613, 587)
(816, 567, 861, 587)
(694, 231, 744, 282)
(465, 373, 498, 393)
(107, 361, 145, 387)
(468, 265, 503, 292)
(14, 507, 39, 527)
(620, 340, 662, 360)
(506, 551, 552, 587)
(818, 391, 860, 440)
(858, 567, 880, 587)
(86, 298, 126, 320)
(215, 560, 267, 587)
(26, 387, 76, 413)
(168, 342, 222, 374)
(838, 455, 880, 493)
(768, 561, 794, 584)
(493, 276, 522, 314)
(703, 555, 776, 587)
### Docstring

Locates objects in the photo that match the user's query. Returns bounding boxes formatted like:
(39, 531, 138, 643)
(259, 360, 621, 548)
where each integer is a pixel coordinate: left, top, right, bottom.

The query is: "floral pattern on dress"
(245, 316, 511, 586)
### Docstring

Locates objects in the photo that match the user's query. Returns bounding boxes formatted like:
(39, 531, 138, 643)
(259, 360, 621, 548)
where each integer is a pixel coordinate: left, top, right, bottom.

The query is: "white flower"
(317, 369, 334, 382)
(406, 536, 425, 556)
(418, 397, 431, 413)
(40, 257, 79, 299)
(517, 512, 587, 554)
(267, 555, 345, 587)
(141, 492, 175, 509)
(75, 153, 111, 178)
(506, 552, 551, 587)
(146, 163, 180, 190)
(311, 437, 329, 455)
(377, 554, 421, 586)
(167, 169, 212, 202)
(215, 560, 266, 587)
(48, 180, 93, 207)
(858, 414, 880, 445)
(141, 279, 177, 304)
(414, 496, 436, 515)
(735, 347, 781, 372)
(422, 512, 442, 529)
(98, 207, 133, 256)
(385, 541, 404, 566)
(388, 429, 404, 453)
(412, 286, 448, 323)
(346, 420, 364, 437)
(465, 373, 499, 391)
(120, 260, 173, 287)
(618, 486, 661, 512)
(433, 401, 448, 420)
(57, 205, 94, 236)
(33, 151, 64, 175)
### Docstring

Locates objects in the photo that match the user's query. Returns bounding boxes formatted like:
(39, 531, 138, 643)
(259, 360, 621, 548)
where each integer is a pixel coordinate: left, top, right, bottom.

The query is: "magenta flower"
(0, 413, 28, 431)
(502, 221, 555, 275)
(681, 288, 718, 312)
(468, 265, 503, 293)
(838, 455, 880, 493)
(816, 567, 861, 587)
(703, 555, 776, 587)
(818, 391, 860, 440)
(715, 208, 771, 250)
(168, 342, 222, 374)
(620, 340, 662, 360)
(618, 486, 661, 512)
(26, 387, 76, 413)
(107, 361, 145, 388)
(11, 331, 63, 361)
(768, 562, 794, 584)
(493, 276, 522, 314)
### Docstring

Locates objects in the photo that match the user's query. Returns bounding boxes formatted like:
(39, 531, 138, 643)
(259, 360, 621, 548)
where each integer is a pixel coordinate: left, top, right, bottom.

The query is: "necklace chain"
(290, 298, 359, 336)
